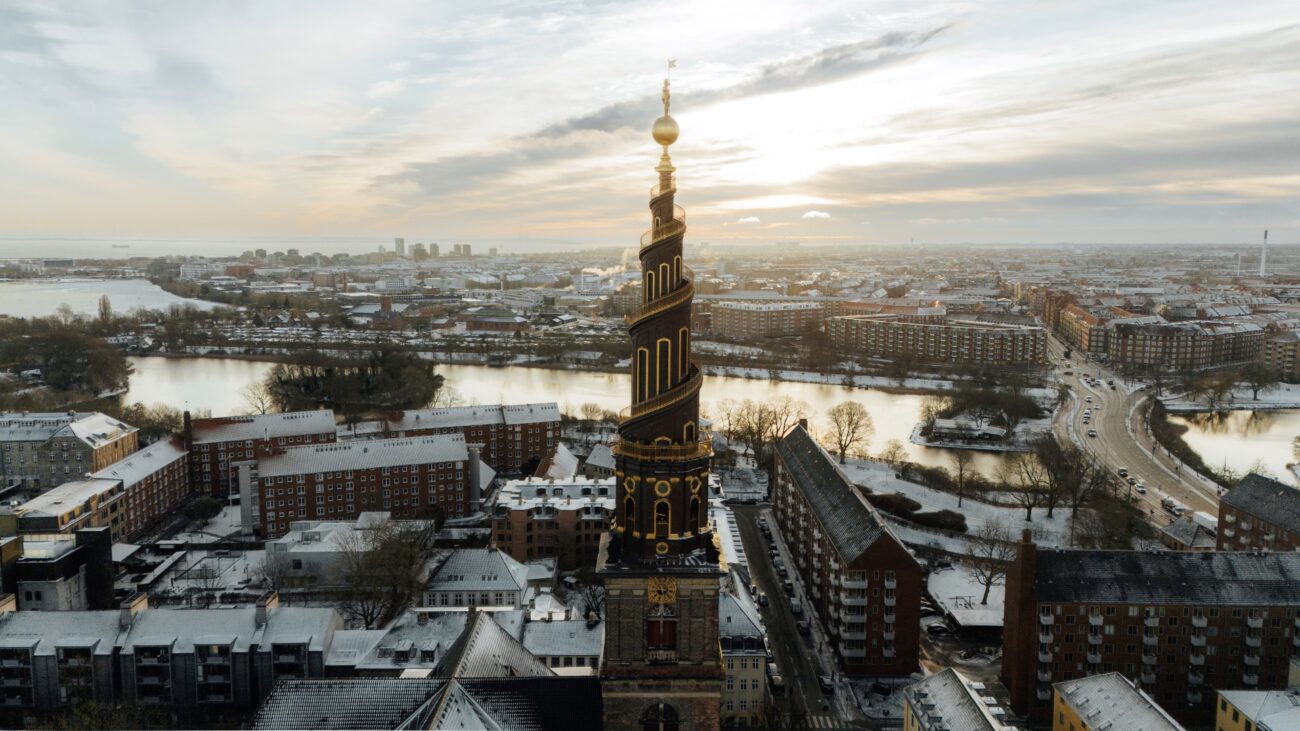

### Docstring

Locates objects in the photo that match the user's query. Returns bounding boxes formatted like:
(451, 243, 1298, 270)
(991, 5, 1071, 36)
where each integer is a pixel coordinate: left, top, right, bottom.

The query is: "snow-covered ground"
(841, 459, 1074, 548)
(1160, 384, 1300, 413)
(928, 566, 1004, 628)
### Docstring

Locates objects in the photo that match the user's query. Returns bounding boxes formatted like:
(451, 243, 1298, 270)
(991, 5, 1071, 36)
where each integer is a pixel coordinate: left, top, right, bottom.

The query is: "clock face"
(647, 576, 677, 604)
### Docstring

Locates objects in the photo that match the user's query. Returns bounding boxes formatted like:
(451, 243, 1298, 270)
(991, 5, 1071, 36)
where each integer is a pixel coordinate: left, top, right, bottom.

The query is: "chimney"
(182, 410, 193, 449)
(381, 295, 393, 313)
(417, 611, 429, 626)
(468, 444, 483, 513)
(256, 590, 280, 626)
(119, 592, 148, 630)
(798, 418, 809, 430)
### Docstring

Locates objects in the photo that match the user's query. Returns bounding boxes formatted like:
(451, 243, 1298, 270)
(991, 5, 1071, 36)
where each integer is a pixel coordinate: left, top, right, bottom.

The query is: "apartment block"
(249, 434, 476, 539)
(0, 593, 340, 726)
(719, 589, 768, 726)
(828, 315, 1045, 367)
(1003, 534, 1300, 724)
(1262, 332, 1300, 382)
(0, 412, 138, 489)
(1217, 473, 1300, 551)
(1107, 321, 1264, 373)
(1052, 672, 1185, 731)
(2, 437, 190, 543)
(1216, 688, 1300, 731)
(712, 301, 823, 339)
(1058, 305, 1108, 355)
(188, 410, 338, 497)
(772, 424, 922, 677)
(489, 477, 613, 570)
(382, 402, 560, 477)
(903, 668, 1017, 731)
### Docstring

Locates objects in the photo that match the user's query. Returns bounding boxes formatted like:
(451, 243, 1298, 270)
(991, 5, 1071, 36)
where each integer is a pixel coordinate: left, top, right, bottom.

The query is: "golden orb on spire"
(652, 76, 678, 148)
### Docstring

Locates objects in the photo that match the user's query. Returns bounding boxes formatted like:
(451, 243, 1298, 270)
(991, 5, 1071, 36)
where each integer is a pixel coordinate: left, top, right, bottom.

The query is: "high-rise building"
(597, 76, 722, 730)
(463, 243, 472, 257)
(430, 243, 440, 258)
(394, 237, 405, 257)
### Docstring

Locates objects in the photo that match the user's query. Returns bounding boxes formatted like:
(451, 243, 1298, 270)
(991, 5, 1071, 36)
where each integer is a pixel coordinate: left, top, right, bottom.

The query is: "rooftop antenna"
(1259, 229, 1269, 277)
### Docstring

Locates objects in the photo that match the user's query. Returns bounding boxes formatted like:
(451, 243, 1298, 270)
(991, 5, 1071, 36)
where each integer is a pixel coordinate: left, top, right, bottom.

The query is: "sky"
(1, 0, 1298, 250)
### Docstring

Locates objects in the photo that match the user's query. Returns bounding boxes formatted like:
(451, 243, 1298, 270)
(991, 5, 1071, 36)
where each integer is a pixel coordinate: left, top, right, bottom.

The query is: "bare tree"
(336, 522, 434, 629)
(826, 401, 874, 464)
(97, 294, 113, 325)
(255, 552, 294, 592)
(429, 385, 466, 408)
(188, 564, 223, 607)
(1241, 362, 1279, 401)
(241, 381, 275, 415)
(949, 450, 974, 507)
(999, 451, 1047, 521)
(965, 524, 1017, 605)
(579, 402, 602, 436)
(879, 439, 908, 467)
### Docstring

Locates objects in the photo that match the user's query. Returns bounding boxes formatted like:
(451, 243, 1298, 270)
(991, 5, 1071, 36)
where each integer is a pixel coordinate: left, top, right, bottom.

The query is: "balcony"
(1247, 617, 1264, 629)
(1293, 634, 1300, 648)
(1037, 687, 1052, 702)
(1243, 673, 1260, 686)
(1223, 528, 1236, 538)
(275, 654, 303, 664)
(1188, 671, 1204, 685)
(0, 678, 28, 688)
(839, 594, 868, 607)
(1142, 635, 1159, 647)
(1140, 670, 1156, 684)
(884, 596, 896, 608)
(1038, 651, 1053, 663)
(1088, 615, 1103, 626)
(883, 612, 896, 624)
(1190, 634, 1206, 647)
(1143, 617, 1159, 628)
(1189, 652, 1205, 666)
(884, 578, 897, 590)
(840, 646, 866, 658)
(883, 648, 896, 659)
(1039, 632, 1053, 644)
(1224, 513, 1236, 523)
(1244, 654, 1261, 667)
(842, 578, 868, 589)
(1039, 614, 1053, 626)
(1087, 633, 1102, 646)
(1240, 521, 1253, 531)
(1191, 616, 1207, 628)
(1141, 653, 1157, 665)
(1086, 652, 1101, 665)
(1037, 670, 1052, 682)
(0, 659, 26, 669)
(840, 630, 866, 641)
(1187, 690, 1203, 704)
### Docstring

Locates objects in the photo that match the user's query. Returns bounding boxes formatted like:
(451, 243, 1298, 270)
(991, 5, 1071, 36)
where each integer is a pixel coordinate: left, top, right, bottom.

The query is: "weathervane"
(662, 59, 676, 116)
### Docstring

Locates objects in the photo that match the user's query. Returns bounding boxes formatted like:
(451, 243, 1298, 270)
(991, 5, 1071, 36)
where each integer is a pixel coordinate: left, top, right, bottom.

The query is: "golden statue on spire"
(652, 59, 679, 150)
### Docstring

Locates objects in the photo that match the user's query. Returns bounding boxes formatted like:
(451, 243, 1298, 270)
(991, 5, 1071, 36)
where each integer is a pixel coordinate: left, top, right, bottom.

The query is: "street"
(731, 504, 869, 730)
(1047, 334, 1221, 519)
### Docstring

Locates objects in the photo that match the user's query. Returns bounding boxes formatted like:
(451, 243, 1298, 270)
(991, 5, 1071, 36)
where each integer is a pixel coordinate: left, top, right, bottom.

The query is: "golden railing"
(651, 176, 677, 198)
(619, 360, 703, 422)
(626, 278, 694, 329)
(613, 435, 712, 462)
(639, 206, 686, 248)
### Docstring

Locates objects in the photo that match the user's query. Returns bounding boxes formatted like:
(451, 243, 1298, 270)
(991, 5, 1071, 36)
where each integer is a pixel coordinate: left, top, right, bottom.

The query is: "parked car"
(1118, 468, 1129, 477)
(783, 580, 795, 595)
(1088, 430, 1098, 438)
(770, 675, 786, 695)
(926, 623, 952, 637)
(797, 620, 811, 635)
(1135, 484, 1147, 495)
(818, 676, 834, 694)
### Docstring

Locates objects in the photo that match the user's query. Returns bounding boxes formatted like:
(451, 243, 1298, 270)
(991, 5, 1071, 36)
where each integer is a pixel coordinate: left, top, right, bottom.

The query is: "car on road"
(769, 675, 786, 695)
(1135, 484, 1147, 495)
(777, 566, 789, 578)
(783, 580, 795, 595)
(1127, 477, 1137, 486)
(1085, 396, 1092, 402)
(757, 592, 769, 607)
(1118, 468, 1129, 477)
(926, 623, 952, 637)
(818, 676, 834, 694)
(797, 620, 811, 635)
(1087, 430, 1098, 438)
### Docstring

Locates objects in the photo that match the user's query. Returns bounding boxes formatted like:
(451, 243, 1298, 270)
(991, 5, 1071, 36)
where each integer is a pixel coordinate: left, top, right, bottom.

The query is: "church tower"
(598, 72, 722, 731)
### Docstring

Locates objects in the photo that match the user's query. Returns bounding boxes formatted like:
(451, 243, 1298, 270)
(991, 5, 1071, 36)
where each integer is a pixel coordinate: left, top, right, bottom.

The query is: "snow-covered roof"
(191, 410, 337, 444)
(258, 434, 467, 478)
(0, 411, 135, 448)
(521, 620, 602, 659)
(92, 436, 186, 487)
(427, 548, 530, 594)
(1053, 673, 1183, 731)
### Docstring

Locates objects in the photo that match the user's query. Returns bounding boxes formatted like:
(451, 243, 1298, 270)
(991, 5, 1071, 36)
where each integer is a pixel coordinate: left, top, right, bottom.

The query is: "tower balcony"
(624, 274, 696, 329)
(650, 176, 676, 199)
(612, 435, 711, 463)
(640, 206, 686, 249)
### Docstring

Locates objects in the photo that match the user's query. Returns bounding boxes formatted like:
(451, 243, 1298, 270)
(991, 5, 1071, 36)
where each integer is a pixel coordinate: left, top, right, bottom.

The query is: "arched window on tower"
(653, 499, 670, 537)
(689, 496, 701, 530)
(640, 701, 680, 731)
(625, 497, 635, 530)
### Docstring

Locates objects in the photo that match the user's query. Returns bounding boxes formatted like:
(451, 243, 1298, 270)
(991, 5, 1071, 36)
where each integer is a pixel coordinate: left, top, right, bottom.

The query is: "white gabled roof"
(93, 437, 187, 487)
(257, 434, 468, 478)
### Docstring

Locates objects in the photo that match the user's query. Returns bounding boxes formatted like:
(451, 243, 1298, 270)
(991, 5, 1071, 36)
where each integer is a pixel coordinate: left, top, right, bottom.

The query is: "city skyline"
(2, 0, 1298, 248)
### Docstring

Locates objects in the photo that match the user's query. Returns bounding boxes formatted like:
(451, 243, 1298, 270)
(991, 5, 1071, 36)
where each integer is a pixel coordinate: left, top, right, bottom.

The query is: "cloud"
(365, 78, 407, 99)
(536, 26, 949, 137)
(909, 216, 1006, 224)
(802, 210, 831, 219)
(736, 216, 761, 224)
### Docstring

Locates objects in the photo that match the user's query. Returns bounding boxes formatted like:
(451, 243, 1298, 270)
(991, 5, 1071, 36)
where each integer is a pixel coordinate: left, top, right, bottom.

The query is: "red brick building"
(1217, 473, 1300, 551)
(772, 424, 922, 677)
(712, 301, 823, 339)
(6, 436, 190, 542)
(382, 403, 560, 477)
(828, 315, 1046, 367)
(1002, 533, 1300, 725)
(187, 410, 338, 497)
(489, 477, 614, 570)
(250, 434, 478, 538)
